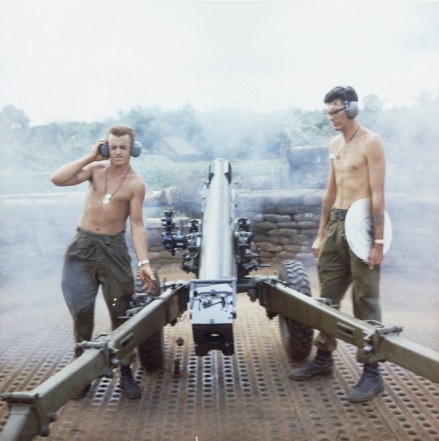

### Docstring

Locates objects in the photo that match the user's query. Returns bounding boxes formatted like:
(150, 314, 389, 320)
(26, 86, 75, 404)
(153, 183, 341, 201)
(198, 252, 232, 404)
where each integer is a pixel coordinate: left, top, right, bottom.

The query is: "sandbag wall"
(145, 189, 323, 269)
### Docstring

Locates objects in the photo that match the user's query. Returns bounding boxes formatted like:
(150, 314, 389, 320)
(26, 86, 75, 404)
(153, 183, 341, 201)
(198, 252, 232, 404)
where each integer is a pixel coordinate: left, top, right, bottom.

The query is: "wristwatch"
(137, 259, 150, 268)
(374, 239, 384, 245)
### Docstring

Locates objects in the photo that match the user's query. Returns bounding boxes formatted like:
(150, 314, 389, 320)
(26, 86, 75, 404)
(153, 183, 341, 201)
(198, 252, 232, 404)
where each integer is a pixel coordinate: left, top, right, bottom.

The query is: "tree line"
(1, 90, 438, 194)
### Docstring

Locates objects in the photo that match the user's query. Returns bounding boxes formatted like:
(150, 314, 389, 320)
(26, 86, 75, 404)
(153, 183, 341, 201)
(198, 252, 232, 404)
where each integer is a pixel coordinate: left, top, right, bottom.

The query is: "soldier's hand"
(311, 236, 322, 258)
(138, 265, 156, 292)
(91, 138, 108, 161)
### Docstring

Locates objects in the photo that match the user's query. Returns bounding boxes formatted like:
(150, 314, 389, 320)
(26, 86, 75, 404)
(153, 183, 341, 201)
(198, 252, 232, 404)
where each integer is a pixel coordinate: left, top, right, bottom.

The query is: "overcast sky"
(1, 1, 438, 126)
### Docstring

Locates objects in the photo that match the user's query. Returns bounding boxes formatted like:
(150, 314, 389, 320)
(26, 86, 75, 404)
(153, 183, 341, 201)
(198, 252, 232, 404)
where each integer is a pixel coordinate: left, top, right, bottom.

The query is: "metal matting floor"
(1, 269, 439, 441)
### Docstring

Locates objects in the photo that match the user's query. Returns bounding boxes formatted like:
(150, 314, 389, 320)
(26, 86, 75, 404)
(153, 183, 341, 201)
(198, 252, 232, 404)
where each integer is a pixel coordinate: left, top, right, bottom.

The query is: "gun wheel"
(278, 260, 314, 361)
(136, 269, 165, 372)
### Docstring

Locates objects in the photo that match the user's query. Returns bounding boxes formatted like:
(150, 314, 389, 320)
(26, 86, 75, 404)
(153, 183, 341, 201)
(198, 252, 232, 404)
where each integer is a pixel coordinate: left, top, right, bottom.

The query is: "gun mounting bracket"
(1, 392, 56, 437)
(76, 341, 109, 350)
(362, 322, 404, 363)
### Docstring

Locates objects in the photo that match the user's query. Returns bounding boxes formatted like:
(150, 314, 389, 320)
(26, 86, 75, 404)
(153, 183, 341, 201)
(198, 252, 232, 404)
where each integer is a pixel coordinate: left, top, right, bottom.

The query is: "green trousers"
(62, 227, 135, 365)
(315, 213, 381, 363)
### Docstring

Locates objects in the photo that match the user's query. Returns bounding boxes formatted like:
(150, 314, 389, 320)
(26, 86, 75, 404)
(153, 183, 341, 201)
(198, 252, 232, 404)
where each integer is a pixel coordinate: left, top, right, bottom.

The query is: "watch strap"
(137, 259, 150, 268)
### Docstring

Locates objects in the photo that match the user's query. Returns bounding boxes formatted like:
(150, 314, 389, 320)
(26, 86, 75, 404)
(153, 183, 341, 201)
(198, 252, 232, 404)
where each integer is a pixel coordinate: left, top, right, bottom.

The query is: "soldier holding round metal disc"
(51, 125, 155, 400)
(289, 86, 387, 403)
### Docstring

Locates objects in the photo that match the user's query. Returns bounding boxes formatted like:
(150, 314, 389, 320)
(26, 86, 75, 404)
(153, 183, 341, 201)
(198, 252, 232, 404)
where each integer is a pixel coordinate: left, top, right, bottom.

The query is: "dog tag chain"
(329, 126, 360, 160)
(103, 166, 131, 204)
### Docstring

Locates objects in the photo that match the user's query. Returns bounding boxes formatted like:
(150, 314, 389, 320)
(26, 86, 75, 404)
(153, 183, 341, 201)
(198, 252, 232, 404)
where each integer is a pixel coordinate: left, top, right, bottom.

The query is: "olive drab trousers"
(61, 227, 135, 365)
(315, 211, 381, 364)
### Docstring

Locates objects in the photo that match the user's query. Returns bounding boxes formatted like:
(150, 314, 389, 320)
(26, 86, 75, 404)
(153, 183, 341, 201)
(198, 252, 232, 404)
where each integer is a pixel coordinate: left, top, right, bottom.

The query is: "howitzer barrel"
(198, 158, 235, 280)
(190, 159, 238, 355)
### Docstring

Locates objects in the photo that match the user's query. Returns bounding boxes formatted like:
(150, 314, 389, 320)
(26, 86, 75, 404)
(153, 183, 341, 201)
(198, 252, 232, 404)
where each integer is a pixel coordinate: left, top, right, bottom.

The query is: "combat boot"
(120, 365, 141, 400)
(289, 350, 334, 380)
(348, 363, 384, 403)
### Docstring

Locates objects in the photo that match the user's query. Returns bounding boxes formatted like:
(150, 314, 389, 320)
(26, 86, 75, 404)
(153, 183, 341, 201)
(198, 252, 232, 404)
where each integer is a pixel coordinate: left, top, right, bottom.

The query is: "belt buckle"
(333, 209, 346, 221)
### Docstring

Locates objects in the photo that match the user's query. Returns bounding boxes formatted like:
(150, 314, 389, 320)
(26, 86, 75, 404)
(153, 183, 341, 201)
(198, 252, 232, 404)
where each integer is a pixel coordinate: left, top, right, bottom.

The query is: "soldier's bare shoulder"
(88, 162, 107, 178)
(127, 168, 145, 189)
(360, 127, 382, 142)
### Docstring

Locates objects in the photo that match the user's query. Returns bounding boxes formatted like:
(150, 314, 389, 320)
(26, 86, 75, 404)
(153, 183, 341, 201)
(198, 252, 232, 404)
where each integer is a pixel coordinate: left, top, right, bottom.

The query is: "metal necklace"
(102, 166, 131, 205)
(329, 126, 360, 160)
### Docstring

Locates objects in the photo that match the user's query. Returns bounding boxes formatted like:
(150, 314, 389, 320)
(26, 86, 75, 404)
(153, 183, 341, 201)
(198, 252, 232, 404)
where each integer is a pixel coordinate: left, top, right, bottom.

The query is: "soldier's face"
(325, 99, 348, 131)
(108, 134, 131, 164)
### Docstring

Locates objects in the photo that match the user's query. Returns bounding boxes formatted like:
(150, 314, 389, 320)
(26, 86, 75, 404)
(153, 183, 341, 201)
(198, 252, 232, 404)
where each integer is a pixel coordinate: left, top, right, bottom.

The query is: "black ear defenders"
(345, 101, 359, 119)
(99, 140, 142, 158)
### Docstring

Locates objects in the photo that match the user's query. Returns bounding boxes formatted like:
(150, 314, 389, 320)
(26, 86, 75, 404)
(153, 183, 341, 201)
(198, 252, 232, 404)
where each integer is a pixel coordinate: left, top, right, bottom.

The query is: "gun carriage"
(2, 158, 439, 441)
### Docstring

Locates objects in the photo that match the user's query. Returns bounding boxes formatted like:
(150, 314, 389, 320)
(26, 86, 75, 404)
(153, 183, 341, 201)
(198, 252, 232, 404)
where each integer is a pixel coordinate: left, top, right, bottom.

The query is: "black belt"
(330, 209, 348, 221)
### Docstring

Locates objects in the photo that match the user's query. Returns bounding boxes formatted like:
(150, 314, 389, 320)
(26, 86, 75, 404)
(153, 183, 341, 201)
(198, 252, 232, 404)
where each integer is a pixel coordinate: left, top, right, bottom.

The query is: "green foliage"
(1, 90, 438, 195)
(0, 105, 31, 158)
(0, 105, 30, 132)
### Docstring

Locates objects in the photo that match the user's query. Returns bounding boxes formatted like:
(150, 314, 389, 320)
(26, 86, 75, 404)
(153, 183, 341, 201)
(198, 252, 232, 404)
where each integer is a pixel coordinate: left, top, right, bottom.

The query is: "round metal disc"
(345, 198, 393, 262)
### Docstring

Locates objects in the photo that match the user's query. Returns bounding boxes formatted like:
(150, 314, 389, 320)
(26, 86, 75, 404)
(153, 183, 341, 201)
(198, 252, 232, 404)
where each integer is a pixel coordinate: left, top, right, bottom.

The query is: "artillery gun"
(1, 158, 439, 441)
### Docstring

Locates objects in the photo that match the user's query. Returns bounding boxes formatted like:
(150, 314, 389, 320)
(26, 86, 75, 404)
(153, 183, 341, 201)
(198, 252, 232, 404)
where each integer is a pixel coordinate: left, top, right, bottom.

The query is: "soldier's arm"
(129, 178, 155, 290)
(51, 139, 106, 186)
(367, 135, 386, 267)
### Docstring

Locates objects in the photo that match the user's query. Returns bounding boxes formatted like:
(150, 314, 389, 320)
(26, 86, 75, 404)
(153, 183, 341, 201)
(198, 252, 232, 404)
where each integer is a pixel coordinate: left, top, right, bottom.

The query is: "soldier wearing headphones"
(51, 125, 155, 400)
(289, 86, 387, 403)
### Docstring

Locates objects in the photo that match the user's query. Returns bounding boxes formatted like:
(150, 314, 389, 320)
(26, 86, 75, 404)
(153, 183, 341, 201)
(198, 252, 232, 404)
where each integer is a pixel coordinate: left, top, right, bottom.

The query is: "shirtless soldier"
(289, 86, 386, 403)
(51, 125, 155, 400)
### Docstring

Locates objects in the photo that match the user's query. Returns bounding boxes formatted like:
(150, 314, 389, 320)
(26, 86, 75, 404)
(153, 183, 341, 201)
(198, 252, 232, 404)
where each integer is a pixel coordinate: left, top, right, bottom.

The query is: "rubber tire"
(137, 270, 165, 372)
(278, 260, 314, 361)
